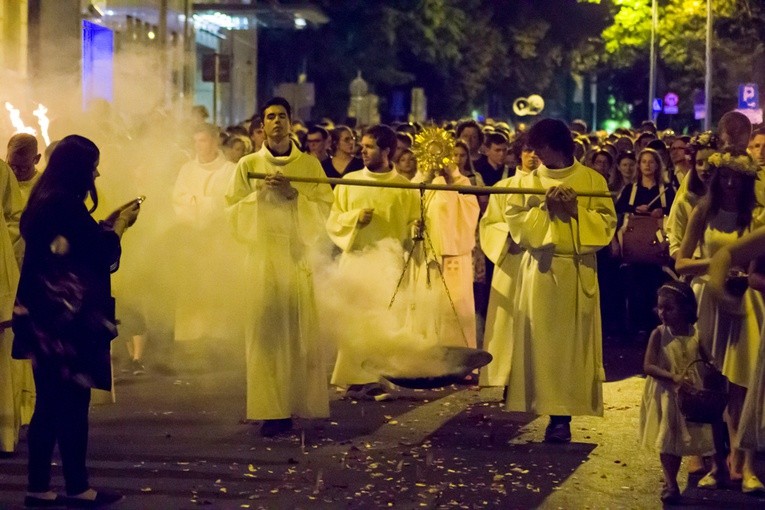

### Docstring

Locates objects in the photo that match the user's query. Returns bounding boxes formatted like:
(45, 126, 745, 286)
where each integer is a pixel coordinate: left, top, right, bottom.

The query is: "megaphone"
(513, 94, 545, 116)
(512, 97, 529, 116)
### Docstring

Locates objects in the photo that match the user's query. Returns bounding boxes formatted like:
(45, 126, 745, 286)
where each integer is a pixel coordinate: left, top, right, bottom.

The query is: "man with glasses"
(669, 136, 691, 188)
(305, 125, 330, 163)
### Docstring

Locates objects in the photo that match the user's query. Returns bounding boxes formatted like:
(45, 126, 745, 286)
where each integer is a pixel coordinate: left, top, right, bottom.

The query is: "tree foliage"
(295, 0, 607, 120)
(579, 0, 765, 123)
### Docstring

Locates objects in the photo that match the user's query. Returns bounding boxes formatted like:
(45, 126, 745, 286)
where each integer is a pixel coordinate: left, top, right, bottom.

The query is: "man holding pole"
(503, 119, 616, 442)
(326, 124, 420, 401)
(226, 97, 334, 437)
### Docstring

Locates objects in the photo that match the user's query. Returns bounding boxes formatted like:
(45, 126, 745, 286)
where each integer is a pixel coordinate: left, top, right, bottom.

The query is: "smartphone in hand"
(122, 195, 146, 209)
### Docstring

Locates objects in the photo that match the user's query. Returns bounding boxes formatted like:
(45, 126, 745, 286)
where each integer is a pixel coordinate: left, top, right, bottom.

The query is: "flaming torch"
(5, 102, 37, 136)
(32, 104, 51, 146)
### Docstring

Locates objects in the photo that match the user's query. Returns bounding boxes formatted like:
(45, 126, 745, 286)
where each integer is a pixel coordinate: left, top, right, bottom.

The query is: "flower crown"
(707, 151, 759, 176)
(689, 131, 719, 151)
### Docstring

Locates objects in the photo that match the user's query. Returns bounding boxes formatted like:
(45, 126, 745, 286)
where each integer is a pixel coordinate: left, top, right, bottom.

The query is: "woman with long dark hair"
(11, 135, 140, 507)
(666, 132, 720, 261)
(676, 151, 764, 493)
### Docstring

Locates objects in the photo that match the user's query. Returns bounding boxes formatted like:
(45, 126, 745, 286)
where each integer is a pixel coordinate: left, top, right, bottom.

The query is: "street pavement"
(1, 343, 764, 509)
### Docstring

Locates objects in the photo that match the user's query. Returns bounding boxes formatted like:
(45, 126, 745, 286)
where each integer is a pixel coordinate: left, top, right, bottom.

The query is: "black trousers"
(27, 365, 91, 495)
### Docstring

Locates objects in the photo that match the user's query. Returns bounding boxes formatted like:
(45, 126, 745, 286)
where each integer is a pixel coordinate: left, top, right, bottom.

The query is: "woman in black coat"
(12, 135, 140, 508)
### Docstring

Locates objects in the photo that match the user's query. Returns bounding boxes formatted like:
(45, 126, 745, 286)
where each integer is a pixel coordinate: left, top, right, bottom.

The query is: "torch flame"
(32, 104, 51, 146)
(5, 102, 37, 137)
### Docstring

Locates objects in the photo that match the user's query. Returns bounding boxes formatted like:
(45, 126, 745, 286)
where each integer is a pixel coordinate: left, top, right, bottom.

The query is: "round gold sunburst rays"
(412, 127, 456, 177)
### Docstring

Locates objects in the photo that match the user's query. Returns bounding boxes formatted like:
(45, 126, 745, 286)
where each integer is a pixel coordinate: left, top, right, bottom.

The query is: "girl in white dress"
(707, 226, 765, 463)
(640, 280, 715, 504)
(676, 151, 765, 493)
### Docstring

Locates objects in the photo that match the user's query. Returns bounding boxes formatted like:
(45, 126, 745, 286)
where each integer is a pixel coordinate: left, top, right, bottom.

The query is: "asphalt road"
(1, 343, 764, 509)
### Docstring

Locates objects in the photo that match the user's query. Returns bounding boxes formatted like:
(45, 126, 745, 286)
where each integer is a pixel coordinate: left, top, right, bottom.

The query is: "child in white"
(639, 281, 714, 504)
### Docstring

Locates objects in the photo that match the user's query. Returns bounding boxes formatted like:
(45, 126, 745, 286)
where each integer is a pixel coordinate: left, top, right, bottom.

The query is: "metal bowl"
(377, 346, 492, 389)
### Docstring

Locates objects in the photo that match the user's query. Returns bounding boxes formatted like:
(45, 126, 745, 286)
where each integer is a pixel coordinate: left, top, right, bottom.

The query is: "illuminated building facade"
(0, 1, 326, 127)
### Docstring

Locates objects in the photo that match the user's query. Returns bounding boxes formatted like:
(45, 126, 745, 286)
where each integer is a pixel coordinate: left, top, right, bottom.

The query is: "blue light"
(82, 20, 114, 110)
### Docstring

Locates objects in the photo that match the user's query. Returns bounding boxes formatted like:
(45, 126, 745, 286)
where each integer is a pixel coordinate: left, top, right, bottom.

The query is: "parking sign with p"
(739, 83, 759, 110)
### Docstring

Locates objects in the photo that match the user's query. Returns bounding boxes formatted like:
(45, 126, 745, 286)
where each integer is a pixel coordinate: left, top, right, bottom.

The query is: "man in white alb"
(479, 133, 539, 388)
(226, 97, 334, 437)
(504, 119, 616, 443)
(326, 124, 420, 401)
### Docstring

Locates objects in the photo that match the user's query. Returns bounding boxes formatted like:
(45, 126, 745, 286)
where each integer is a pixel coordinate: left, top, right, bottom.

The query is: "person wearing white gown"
(639, 281, 714, 505)
(479, 137, 539, 387)
(503, 119, 616, 443)
(226, 97, 334, 437)
(172, 123, 238, 349)
(0, 159, 23, 454)
(676, 151, 765, 493)
(5, 135, 39, 430)
(709, 225, 765, 456)
(326, 125, 419, 400)
(663, 131, 720, 475)
(410, 163, 479, 349)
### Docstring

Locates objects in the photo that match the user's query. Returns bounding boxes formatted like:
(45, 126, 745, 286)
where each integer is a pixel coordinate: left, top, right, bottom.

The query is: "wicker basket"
(677, 359, 728, 424)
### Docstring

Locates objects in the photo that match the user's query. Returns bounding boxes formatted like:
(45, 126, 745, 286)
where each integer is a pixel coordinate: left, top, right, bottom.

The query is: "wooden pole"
(245, 172, 615, 198)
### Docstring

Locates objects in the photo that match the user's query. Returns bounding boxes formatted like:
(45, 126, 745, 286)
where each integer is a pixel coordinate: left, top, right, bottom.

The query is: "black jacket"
(12, 193, 121, 390)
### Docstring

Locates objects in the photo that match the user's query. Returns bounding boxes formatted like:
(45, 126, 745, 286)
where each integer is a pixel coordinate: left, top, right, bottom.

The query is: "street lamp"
(648, 0, 657, 121)
(648, 0, 712, 128)
(704, 0, 712, 130)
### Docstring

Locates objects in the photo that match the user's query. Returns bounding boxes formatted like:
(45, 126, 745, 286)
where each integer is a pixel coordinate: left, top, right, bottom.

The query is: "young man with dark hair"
(226, 97, 334, 437)
(502, 118, 616, 443)
(305, 125, 330, 162)
(326, 124, 420, 401)
(749, 126, 765, 168)
(474, 132, 511, 186)
(247, 115, 265, 152)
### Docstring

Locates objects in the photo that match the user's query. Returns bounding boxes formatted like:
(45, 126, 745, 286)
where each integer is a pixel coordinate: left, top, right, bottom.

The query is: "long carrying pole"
(246, 172, 614, 198)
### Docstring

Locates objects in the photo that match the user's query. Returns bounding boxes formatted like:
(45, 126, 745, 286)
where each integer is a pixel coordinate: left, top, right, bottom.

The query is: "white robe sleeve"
(172, 163, 200, 224)
(295, 173, 334, 246)
(479, 179, 516, 265)
(505, 174, 557, 250)
(326, 185, 364, 252)
(506, 170, 616, 254)
(0, 162, 21, 321)
(666, 192, 691, 258)
(225, 158, 264, 243)
(574, 174, 617, 253)
(1, 162, 23, 265)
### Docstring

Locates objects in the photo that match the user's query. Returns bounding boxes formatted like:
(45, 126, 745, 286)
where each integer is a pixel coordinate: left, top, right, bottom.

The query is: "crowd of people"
(2, 96, 765, 507)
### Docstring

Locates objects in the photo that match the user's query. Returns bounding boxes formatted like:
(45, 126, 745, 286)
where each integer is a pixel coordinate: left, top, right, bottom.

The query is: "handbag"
(677, 359, 728, 424)
(619, 214, 670, 265)
(618, 183, 670, 265)
(724, 273, 749, 298)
